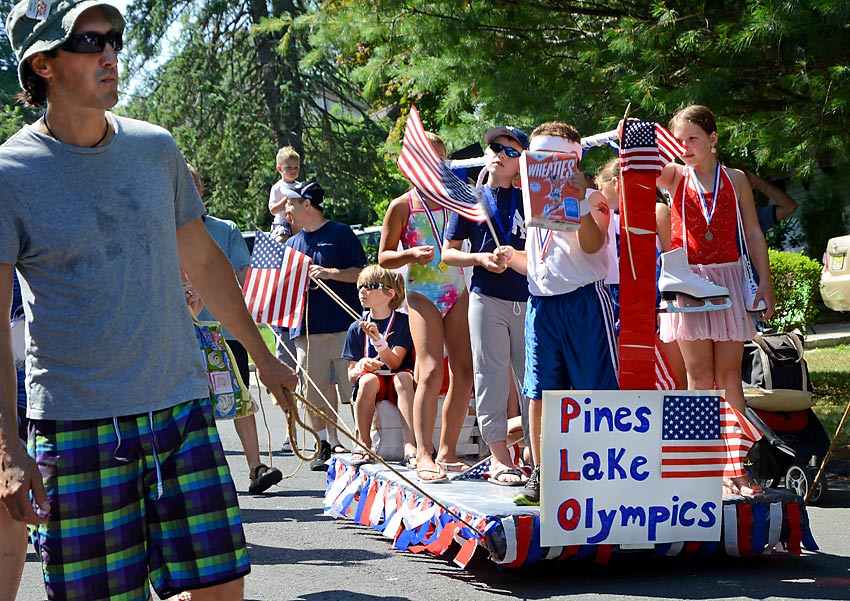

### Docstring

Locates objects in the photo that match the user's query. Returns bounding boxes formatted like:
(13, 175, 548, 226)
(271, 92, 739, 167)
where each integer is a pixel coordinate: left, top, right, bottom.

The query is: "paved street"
(16, 382, 850, 600)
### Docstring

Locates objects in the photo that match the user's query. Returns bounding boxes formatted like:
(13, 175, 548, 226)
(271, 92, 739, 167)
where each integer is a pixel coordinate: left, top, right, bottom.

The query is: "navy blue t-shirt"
(286, 220, 367, 338)
(757, 205, 777, 234)
(341, 311, 414, 372)
(11, 269, 21, 318)
(445, 185, 528, 301)
(12, 271, 25, 411)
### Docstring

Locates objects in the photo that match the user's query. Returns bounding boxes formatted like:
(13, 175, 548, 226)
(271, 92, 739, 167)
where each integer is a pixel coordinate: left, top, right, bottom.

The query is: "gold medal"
(438, 261, 448, 272)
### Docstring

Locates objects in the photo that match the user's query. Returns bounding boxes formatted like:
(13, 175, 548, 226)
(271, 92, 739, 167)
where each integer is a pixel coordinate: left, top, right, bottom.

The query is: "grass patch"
(806, 344, 850, 444)
(258, 324, 276, 354)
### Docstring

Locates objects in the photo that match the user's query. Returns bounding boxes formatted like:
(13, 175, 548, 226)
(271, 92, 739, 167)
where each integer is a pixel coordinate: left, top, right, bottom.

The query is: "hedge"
(766, 249, 822, 331)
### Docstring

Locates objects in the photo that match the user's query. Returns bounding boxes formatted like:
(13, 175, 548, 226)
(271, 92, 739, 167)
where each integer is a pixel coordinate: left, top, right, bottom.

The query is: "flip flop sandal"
(416, 468, 449, 484)
(489, 467, 527, 487)
(731, 477, 764, 498)
(248, 464, 283, 495)
(399, 453, 417, 468)
(436, 461, 472, 473)
(350, 452, 373, 467)
(331, 443, 350, 454)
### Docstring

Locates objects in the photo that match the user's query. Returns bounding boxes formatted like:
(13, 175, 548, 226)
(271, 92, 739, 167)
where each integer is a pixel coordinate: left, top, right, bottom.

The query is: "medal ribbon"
(535, 227, 553, 263)
(688, 162, 721, 232)
(419, 190, 448, 261)
(363, 311, 396, 359)
(483, 186, 518, 246)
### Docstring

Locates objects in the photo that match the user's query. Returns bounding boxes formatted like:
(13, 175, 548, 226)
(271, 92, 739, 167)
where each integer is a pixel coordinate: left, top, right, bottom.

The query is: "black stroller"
(741, 332, 831, 503)
(744, 406, 831, 504)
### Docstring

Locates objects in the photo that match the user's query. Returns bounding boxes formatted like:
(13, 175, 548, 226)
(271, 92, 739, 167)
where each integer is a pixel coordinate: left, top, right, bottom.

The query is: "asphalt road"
(16, 383, 850, 601)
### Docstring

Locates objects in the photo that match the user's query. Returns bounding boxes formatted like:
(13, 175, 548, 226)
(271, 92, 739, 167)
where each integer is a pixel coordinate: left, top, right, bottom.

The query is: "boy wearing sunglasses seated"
(342, 266, 416, 465)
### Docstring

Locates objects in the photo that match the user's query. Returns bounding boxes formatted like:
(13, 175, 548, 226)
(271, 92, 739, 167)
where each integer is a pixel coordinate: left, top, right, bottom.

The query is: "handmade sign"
(540, 390, 724, 547)
(520, 150, 583, 231)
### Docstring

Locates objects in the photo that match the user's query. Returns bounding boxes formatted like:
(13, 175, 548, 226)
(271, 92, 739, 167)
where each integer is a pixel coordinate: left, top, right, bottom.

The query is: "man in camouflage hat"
(0, 2, 298, 599)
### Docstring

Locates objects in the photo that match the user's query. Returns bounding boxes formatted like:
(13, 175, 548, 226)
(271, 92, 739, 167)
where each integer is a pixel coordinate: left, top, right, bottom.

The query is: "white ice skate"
(658, 247, 732, 313)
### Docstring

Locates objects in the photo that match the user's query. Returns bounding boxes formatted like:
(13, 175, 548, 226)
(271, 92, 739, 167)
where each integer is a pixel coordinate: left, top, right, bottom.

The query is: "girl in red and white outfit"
(657, 105, 775, 497)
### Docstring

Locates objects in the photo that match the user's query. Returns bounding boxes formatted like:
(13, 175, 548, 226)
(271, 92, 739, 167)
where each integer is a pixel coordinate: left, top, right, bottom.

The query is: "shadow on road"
(421, 544, 850, 600)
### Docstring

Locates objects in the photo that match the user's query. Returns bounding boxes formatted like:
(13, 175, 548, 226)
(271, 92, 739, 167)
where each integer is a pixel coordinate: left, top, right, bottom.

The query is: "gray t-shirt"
(0, 115, 209, 420)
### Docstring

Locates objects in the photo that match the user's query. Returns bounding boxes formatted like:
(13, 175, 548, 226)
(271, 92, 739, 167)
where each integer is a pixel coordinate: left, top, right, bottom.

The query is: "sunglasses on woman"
(488, 142, 522, 158)
(60, 30, 124, 54)
(357, 282, 387, 291)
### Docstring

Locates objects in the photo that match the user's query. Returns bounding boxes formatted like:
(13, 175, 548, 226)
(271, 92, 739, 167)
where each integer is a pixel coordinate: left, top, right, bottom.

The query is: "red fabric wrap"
(618, 168, 658, 389)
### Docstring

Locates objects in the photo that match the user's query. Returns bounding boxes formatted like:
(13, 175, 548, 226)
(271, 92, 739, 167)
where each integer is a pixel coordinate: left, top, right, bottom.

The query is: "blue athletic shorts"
(28, 397, 250, 600)
(523, 281, 620, 400)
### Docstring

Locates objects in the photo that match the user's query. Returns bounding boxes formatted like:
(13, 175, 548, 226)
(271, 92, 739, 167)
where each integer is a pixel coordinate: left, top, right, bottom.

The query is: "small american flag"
(452, 458, 491, 481)
(397, 106, 487, 222)
(661, 395, 726, 478)
(620, 120, 686, 172)
(242, 230, 311, 328)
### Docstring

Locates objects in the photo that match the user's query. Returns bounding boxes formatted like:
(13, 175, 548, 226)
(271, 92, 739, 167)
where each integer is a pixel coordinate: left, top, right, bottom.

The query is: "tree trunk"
(248, 0, 304, 156)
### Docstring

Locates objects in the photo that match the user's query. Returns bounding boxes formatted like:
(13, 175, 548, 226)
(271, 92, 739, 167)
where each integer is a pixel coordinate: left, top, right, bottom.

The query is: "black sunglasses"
(60, 30, 123, 54)
(357, 282, 386, 291)
(488, 142, 522, 158)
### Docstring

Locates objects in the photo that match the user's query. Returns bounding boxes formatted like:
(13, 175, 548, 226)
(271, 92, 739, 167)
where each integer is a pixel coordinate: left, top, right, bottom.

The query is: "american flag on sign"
(242, 230, 311, 328)
(660, 395, 727, 478)
(620, 120, 686, 172)
(397, 106, 487, 222)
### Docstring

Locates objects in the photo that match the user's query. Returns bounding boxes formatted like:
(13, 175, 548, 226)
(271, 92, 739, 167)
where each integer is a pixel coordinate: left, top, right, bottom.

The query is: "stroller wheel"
(784, 463, 828, 504)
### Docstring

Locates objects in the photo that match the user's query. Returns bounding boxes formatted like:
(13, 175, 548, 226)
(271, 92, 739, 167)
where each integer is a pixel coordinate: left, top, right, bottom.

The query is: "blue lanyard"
(688, 162, 721, 229)
(483, 186, 517, 246)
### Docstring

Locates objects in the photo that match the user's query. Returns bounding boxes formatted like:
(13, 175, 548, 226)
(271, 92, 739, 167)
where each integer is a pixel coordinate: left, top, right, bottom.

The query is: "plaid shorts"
(28, 398, 250, 601)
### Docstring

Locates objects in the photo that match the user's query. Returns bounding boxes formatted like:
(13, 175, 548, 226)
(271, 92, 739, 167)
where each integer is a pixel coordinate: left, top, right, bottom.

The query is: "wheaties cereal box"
(520, 150, 582, 231)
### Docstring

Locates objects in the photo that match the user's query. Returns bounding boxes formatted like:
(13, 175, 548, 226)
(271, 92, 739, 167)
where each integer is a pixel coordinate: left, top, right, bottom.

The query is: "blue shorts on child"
(523, 281, 620, 400)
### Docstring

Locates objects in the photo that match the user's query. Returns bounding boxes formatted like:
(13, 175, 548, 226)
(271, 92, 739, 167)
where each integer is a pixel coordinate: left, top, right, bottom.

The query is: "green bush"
(766, 249, 821, 331)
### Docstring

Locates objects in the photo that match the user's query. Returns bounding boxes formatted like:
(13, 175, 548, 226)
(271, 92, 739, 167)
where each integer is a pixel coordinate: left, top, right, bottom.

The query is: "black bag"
(741, 331, 814, 411)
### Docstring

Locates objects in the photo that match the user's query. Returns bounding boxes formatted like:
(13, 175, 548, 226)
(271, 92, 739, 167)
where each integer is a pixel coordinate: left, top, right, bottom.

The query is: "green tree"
(0, 0, 36, 141)
(122, 0, 402, 229)
(309, 0, 850, 180)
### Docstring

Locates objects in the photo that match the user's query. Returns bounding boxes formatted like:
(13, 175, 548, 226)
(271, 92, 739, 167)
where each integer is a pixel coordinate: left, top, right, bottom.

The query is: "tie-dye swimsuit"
(401, 191, 466, 316)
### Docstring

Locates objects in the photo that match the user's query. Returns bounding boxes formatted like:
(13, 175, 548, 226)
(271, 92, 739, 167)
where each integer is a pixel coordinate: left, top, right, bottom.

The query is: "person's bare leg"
(0, 505, 26, 601)
(714, 340, 745, 412)
(353, 374, 380, 455)
(677, 338, 716, 391)
(488, 439, 525, 484)
(407, 293, 446, 479)
(232, 415, 262, 472)
(713, 340, 762, 494)
(436, 292, 473, 466)
(328, 355, 354, 451)
(183, 577, 244, 601)
(529, 398, 542, 467)
(394, 372, 417, 457)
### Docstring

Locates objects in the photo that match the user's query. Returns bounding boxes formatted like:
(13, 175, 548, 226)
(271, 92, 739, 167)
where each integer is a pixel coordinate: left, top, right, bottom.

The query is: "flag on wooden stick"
(397, 106, 487, 223)
(243, 230, 311, 328)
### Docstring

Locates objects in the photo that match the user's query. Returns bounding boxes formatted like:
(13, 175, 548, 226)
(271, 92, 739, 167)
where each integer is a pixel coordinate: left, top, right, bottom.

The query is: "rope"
(805, 400, 850, 506)
(280, 385, 483, 536)
(262, 325, 483, 535)
(310, 276, 361, 321)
